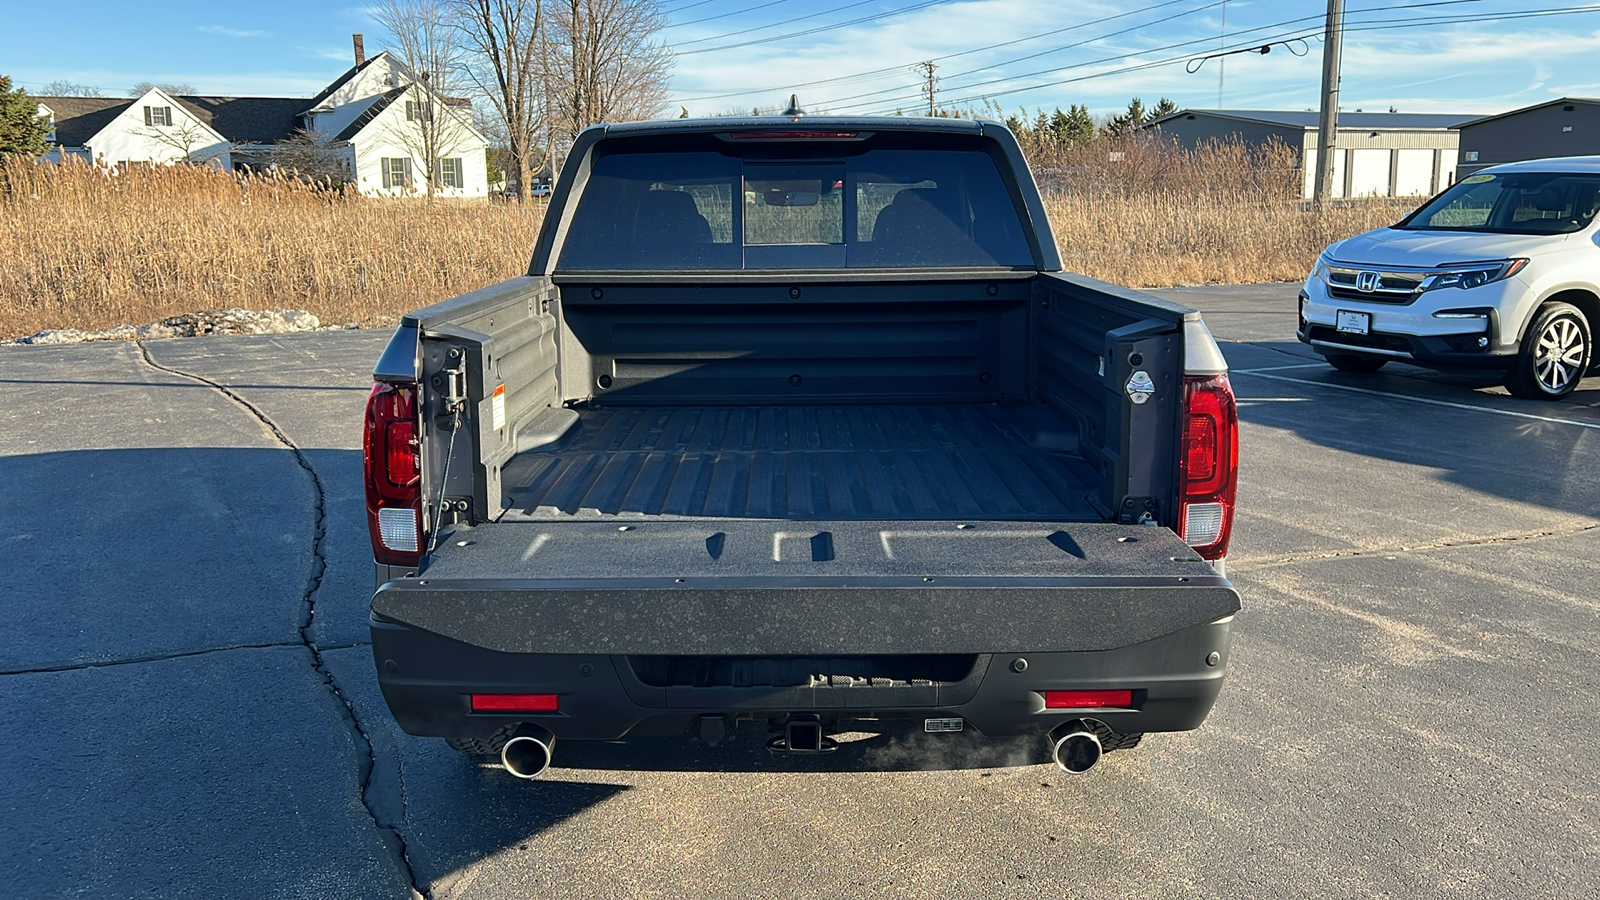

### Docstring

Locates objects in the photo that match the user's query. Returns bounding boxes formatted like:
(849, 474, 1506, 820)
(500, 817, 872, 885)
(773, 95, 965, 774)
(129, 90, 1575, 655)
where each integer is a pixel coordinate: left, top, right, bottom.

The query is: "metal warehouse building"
(1146, 109, 1476, 199)
(1455, 98, 1600, 178)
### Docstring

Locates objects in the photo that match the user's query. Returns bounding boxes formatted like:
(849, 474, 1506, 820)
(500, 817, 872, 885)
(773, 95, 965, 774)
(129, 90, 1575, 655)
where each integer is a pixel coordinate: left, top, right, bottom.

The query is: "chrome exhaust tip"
(501, 726, 555, 779)
(1050, 720, 1103, 776)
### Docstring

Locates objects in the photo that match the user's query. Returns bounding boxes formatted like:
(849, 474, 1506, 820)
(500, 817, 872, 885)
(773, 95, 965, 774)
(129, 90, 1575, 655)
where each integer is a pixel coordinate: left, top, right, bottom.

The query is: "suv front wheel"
(1505, 301, 1591, 400)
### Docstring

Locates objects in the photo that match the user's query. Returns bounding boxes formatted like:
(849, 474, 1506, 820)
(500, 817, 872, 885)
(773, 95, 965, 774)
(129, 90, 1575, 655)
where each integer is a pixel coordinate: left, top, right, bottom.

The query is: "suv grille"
(1325, 266, 1424, 304)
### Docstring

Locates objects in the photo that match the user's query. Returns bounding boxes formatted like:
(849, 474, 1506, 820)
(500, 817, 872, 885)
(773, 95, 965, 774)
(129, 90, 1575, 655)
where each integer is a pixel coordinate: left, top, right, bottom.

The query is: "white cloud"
(199, 25, 271, 39)
(300, 45, 359, 62)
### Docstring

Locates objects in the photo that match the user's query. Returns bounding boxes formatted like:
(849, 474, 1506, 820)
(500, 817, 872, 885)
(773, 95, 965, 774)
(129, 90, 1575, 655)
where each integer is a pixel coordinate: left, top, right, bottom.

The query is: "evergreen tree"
(1064, 104, 1096, 144)
(1102, 97, 1149, 136)
(0, 76, 50, 158)
(1048, 107, 1071, 144)
(1125, 97, 1148, 128)
(1150, 97, 1179, 120)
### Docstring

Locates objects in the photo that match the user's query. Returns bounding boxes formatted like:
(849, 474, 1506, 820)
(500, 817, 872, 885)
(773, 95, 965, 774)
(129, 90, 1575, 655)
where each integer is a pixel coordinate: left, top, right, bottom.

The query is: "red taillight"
(1179, 374, 1239, 561)
(1043, 689, 1135, 709)
(471, 693, 560, 713)
(385, 420, 418, 487)
(363, 382, 424, 566)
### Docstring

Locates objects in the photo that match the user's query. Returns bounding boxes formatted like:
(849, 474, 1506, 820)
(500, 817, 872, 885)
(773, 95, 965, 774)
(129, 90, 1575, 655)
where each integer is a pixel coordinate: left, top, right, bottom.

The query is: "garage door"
(1394, 149, 1435, 196)
(1349, 149, 1392, 197)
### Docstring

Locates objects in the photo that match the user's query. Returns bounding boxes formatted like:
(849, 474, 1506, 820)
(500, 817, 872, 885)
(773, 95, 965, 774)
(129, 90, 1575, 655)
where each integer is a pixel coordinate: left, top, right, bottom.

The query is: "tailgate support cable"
(429, 356, 467, 553)
(429, 407, 461, 553)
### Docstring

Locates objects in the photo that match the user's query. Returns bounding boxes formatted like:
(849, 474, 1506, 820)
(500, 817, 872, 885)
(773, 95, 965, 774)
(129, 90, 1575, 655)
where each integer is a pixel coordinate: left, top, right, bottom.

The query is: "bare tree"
(260, 129, 352, 185)
(130, 81, 199, 97)
(39, 80, 103, 97)
(546, 0, 672, 173)
(455, 0, 547, 203)
(135, 119, 235, 165)
(373, 0, 472, 199)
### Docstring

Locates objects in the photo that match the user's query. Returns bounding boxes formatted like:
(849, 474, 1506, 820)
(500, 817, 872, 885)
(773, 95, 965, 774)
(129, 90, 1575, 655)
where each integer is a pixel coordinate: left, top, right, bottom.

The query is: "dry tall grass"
(1038, 134, 1418, 286)
(0, 157, 544, 337)
(2, 140, 1423, 337)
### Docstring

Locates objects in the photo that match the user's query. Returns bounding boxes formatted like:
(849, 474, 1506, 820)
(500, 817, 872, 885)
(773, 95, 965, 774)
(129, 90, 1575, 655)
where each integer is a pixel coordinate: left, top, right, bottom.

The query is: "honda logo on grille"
(1355, 271, 1381, 292)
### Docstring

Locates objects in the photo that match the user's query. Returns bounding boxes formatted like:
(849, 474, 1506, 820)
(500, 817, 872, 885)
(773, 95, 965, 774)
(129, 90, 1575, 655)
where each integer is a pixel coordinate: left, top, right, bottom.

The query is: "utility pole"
(1218, 0, 1227, 107)
(916, 61, 938, 116)
(1313, 0, 1344, 205)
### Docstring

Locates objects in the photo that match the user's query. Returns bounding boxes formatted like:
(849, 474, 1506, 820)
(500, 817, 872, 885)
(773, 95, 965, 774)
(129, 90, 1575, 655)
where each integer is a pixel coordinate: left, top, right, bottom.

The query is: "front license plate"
(1336, 310, 1371, 335)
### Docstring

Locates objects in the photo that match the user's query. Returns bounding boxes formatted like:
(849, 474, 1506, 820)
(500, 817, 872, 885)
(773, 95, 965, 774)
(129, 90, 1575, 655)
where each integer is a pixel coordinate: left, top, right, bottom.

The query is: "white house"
(39, 88, 233, 169)
(36, 42, 489, 199)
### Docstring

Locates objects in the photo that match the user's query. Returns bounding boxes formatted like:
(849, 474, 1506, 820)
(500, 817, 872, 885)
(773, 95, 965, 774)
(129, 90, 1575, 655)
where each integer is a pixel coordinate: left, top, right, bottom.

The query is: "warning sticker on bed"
(491, 384, 506, 430)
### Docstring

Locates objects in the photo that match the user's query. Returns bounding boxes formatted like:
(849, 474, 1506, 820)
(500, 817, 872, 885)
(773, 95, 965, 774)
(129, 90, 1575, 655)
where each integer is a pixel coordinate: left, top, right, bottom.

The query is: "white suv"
(1299, 156, 1600, 399)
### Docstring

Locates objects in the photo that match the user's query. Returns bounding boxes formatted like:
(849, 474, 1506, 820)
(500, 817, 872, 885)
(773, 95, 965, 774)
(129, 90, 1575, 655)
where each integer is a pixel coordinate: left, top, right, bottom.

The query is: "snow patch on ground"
(1, 309, 374, 346)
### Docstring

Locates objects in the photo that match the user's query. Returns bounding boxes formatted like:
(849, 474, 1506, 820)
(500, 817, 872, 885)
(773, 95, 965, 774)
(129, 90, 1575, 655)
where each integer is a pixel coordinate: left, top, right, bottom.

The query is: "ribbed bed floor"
(498, 404, 1100, 521)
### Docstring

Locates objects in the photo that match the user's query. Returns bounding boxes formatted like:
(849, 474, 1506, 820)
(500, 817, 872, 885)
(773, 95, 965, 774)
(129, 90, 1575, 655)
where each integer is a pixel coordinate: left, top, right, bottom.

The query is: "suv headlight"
(1422, 258, 1528, 291)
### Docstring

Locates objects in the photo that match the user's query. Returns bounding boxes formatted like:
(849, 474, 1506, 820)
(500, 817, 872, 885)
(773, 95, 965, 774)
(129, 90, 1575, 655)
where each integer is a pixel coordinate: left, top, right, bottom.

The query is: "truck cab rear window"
(556, 148, 1033, 270)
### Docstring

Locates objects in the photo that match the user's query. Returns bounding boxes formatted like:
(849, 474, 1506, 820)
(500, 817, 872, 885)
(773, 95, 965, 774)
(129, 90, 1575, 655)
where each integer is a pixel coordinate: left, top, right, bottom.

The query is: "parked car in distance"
(1298, 156, 1600, 399)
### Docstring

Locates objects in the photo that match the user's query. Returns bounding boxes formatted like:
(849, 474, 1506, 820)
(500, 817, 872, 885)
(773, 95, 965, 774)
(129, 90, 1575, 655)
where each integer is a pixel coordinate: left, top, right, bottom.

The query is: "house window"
(382, 157, 414, 190)
(144, 106, 172, 127)
(437, 158, 463, 189)
(1463, 151, 1478, 162)
(405, 101, 433, 122)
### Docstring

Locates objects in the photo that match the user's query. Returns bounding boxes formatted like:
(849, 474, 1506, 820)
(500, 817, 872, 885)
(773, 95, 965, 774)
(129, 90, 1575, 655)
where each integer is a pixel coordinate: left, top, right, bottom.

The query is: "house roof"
(1148, 109, 1480, 131)
(1453, 97, 1600, 129)
(332, 87, 409, 142)
(35, 97, 134, 147)
(305, 52, 384, 110)
(38, 94, 302, 147)
(174, 96, 306, 145)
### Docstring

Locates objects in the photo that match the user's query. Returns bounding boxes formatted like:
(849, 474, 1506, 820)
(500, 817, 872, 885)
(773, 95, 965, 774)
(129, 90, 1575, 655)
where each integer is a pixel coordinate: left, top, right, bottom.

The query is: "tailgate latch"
(1125, 370, 1156, 404)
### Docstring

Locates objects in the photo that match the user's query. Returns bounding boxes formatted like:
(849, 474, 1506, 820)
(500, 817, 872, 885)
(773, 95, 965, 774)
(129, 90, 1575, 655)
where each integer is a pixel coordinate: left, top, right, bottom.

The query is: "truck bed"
(498, 403, 1102, 522)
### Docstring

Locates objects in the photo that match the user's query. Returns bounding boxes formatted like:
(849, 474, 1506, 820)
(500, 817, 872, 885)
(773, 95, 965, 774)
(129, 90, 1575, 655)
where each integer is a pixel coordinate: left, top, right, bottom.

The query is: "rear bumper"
(371, 614, 1234, 742)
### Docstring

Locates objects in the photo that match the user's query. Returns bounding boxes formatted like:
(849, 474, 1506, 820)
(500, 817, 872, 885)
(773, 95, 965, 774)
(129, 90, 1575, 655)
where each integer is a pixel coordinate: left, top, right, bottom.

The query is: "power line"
(674, 0, 878, 47)
(901, 2, 1600, 113)
(833, 0, 1501, 113)
(670, 0, 1207, 102)
(675, 0, 961, 56)
(666, 0, 792, 29)
(812, 0, 1230, 109)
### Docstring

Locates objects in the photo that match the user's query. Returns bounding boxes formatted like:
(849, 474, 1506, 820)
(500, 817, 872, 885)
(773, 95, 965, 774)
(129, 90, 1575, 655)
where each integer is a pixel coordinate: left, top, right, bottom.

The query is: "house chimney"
(353, 34, 366, 66)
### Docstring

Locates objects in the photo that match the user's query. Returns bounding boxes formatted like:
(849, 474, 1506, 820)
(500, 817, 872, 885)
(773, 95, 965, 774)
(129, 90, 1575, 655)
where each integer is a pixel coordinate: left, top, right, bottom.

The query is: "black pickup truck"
(362, 116, 1239, 778)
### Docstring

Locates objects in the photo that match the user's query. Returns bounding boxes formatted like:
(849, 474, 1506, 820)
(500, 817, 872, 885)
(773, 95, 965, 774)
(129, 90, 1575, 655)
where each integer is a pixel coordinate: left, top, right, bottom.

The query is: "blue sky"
(6, 0, 1600, 120)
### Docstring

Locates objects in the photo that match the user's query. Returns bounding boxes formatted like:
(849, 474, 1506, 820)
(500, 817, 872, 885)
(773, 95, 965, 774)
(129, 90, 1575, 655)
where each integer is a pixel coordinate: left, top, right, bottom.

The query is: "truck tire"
(446, 723, 520, 757)
(1323, 352, 1387, 373)
(1505, 301, 1591, 400)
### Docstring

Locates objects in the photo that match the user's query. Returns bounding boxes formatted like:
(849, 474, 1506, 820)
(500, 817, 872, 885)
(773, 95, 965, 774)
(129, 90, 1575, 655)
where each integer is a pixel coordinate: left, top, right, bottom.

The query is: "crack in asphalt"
(1231, 521, 1600, 573)
(0, 640, 370, 677)
(134, 340, 431, 900)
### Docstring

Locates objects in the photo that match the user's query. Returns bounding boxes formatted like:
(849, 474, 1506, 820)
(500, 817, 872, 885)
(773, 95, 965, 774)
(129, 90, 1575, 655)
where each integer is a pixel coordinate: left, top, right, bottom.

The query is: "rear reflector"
(1043, 689, 1134, 709)
(471, 693, 560, 713)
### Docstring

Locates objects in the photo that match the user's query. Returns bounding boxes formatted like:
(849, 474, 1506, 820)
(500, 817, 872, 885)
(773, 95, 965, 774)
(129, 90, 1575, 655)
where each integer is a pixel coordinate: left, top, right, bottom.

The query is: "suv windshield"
(556, 143, 1034, 271)
(1396, 171, 1600, 235)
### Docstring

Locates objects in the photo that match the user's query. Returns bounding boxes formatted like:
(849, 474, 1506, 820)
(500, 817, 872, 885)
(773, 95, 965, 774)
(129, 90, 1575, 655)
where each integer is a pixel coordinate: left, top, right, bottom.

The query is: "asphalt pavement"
(3, 284, 1598, 898)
